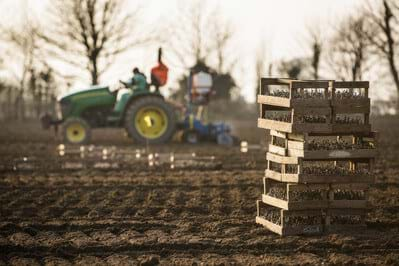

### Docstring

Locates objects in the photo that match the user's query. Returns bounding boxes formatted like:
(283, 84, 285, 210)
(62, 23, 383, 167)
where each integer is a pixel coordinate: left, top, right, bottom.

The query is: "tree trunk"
(91, 57, 99, 85)
(383, 0, 399, 113)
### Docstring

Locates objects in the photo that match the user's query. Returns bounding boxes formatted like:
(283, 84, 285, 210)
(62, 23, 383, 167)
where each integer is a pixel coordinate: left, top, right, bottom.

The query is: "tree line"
(0, 0, 398, 121)
(257, 0, 399, 114)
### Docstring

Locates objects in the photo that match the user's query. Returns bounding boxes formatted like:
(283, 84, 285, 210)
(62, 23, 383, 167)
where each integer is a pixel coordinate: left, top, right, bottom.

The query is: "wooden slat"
(331, 98, 370, 106)
(288, 183, 329, 191)
(258, 118, 293, 133)
(293, 106, 331, 115)
(266, 168, 374, 184)
(329, 200, 368, 209)
(281, 173, 301, 183)
(282, 208, 323, 217)
(291, 99, 330, 107)
(266, 152, 298, 164)
(291, 81, 330, 89)
(268, 144, 286, 156)
(256, 216, 283, 235)
(265, 169, 283, 181)
(262, 194, 288, 210)
(332, 124, 371, 134)
(334, 81, 369, 88)
(287, 133, 307, 141)
(287, 149, 377, 160)
(288, 148, 304, 157)
(257, 95, 291, 107)
(270, 130, 287, 139)
(293, 123, 333, 134)
(262, 194, 328, 210)
(333, 101, 370, 114)
(327, 208, 367, 216)
(287, 140, 304, 150)
(287, 173, 373, 184)
(330, 183, 369, 190)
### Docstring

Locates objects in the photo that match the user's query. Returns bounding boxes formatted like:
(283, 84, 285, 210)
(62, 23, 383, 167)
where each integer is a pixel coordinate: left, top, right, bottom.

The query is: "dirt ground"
(0, 117, 399, 265)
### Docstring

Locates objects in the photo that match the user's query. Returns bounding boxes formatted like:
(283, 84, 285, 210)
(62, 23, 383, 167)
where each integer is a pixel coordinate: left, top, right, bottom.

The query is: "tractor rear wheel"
(63, 117, 91, 145)
(124, 96, 176, 144)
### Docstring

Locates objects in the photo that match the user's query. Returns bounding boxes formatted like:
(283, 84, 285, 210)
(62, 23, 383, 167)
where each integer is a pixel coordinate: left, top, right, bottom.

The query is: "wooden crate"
(265, 152, 375, 184)
(258, 78, 331, 108)
(331, 81, 370, 107)
(265, 169, 374, 184)
(258, 105, 332, 134)
(325, 208, 367, 232)
(258, 118, 371, 134)
(269, 130, 377, 160)
(256, 200, 324, 236)
(329, 183, 369, 209)
(258, 80, 372, 134)
(262, 178, 329, 210)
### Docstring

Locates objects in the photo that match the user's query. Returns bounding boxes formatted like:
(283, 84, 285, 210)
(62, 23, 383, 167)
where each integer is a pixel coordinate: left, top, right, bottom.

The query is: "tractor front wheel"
(124, 96, 176, 144)
(63, 117, 91, 145)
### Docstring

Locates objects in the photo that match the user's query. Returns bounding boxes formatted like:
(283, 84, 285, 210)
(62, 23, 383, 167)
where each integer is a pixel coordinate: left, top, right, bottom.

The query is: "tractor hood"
(58, 85, 116, 118)
(59, 85, 111, 102)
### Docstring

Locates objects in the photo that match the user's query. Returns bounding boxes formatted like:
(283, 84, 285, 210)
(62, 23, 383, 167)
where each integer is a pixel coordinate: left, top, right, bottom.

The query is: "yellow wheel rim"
(66, 122, 86, 143)
(134, 107, 168, 139)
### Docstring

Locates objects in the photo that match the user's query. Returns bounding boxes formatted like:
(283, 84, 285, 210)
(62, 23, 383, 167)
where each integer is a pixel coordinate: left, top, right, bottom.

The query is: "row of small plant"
(261, 210, 362, 226)
(335, 116, 363, 125)
(265, 113, 364, 125)
(267, 185, 325, 201)
(307, 139, 374, 150)
(270, 162, 370, 175)
(272, 137, 373, 151)
(261, 209, 321, 226)
(333, 190, 365, 200)
(302, 166, 370, 176)
(267, 89, 365, 99)
(267, 186, 365, 201)
(330, 214, 363, 225)
(272, 164, 371, 176)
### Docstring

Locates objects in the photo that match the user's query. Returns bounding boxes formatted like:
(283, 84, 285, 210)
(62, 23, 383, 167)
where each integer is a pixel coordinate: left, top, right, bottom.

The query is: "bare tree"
(255, 41, 269, 100)
(328, 14, 371, 81)
(168, 1, 238, 102)
(167, 1, 208, 67)
(40, 0, 150, 85)
(306, 26, 323, 79)
(365, 0, 399, 111)
(168, 1, 236, 72)
(0, 19, 40, 119)
(278, 58, 307, 79)
(210, 15, 236, 74)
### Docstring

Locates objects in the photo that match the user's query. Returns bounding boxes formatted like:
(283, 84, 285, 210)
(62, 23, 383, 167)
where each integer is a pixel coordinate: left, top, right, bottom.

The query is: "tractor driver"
(114, 68, 148, 114)
(120, 67, 148, 91)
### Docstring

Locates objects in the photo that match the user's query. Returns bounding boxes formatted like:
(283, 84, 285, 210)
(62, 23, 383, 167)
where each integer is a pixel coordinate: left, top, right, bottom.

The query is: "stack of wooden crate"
(255, 78, 377, 236)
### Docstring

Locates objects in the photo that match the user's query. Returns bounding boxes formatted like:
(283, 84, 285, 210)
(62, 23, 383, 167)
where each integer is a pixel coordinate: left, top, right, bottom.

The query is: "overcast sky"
(0, 0, 391, 101)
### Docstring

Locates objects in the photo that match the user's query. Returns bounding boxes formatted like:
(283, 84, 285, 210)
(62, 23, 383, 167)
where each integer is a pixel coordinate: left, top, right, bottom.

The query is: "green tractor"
(42, 50, 176, 145)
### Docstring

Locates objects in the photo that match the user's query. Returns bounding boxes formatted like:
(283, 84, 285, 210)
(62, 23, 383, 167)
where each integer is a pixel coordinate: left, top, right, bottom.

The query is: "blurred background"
(0, 0, 397, 123)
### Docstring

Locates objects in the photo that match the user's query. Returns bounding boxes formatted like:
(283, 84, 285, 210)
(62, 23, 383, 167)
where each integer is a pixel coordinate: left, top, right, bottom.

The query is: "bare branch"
(39, 0, 153, 85)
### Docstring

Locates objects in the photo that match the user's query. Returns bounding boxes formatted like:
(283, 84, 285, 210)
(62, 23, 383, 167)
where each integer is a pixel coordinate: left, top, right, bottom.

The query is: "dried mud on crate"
(255, 78, 376, 236)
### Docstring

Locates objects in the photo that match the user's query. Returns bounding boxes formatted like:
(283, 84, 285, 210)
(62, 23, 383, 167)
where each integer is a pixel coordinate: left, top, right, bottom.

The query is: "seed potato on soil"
(0, 117, 398, 265)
